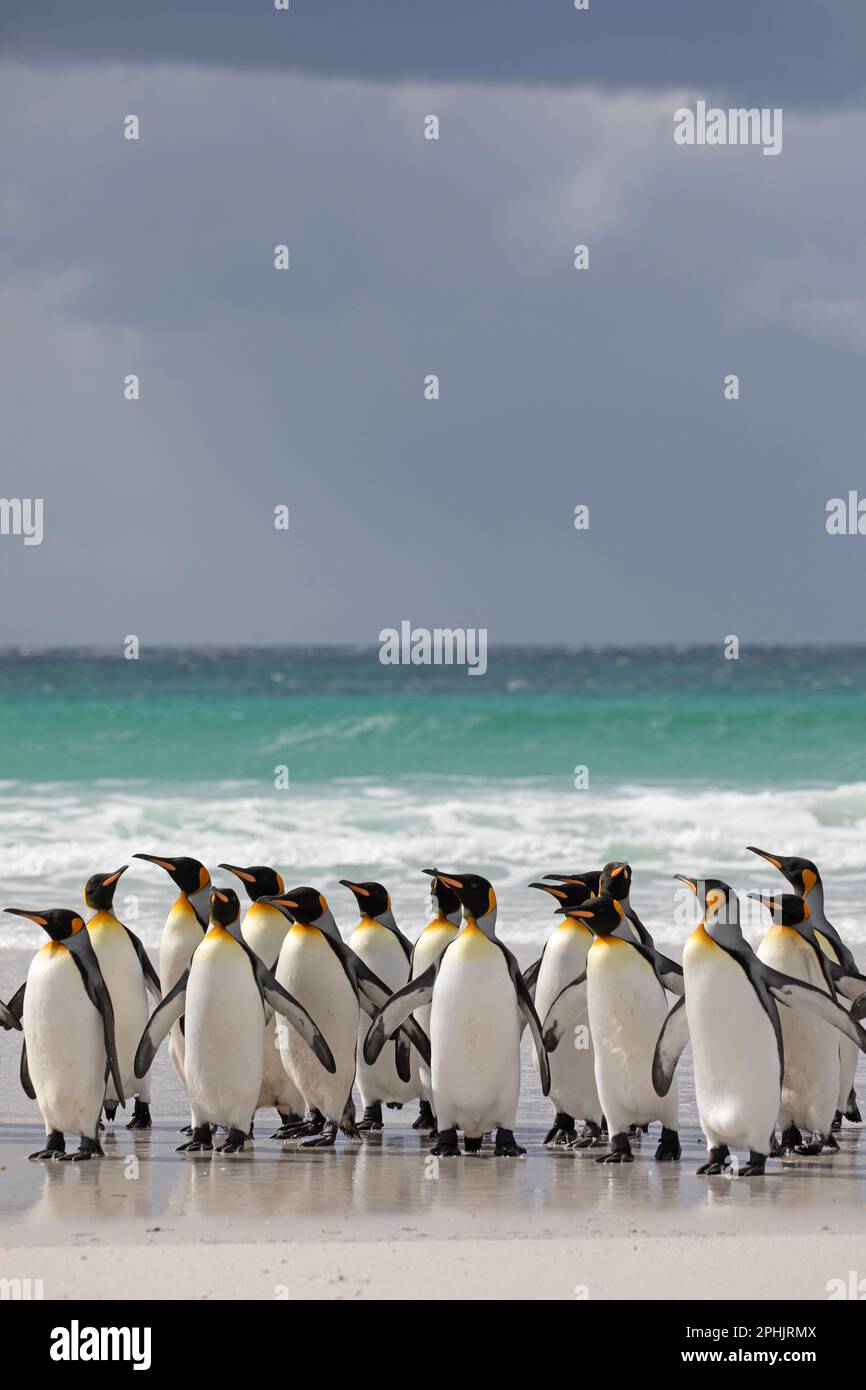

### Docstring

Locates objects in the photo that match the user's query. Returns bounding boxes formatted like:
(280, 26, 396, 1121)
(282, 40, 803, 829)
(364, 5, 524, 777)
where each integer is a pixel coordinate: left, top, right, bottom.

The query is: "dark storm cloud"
(3, 0, 865, 109)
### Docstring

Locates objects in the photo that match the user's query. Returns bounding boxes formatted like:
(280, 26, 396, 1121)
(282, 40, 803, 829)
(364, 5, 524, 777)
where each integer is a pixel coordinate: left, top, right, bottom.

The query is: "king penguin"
(5, 907, 125, 1161)
(219, 863, 305, 1132)
(133, 853, 211, 1126)
(653, 876, 866, 1176)
(749, 847, 863, 1131)
(542, 894, 682, 1163)
(135, 888, 336, 1154)
(753, 891, 847, 1154)
(263, 888, 430, 1148)
(341, 879, 417, 1131)
(408, 873, 462, 1133)
(364, 871, 550, 1157)
(83, 866, 161, 1130)
(528, 878, 603, 1146)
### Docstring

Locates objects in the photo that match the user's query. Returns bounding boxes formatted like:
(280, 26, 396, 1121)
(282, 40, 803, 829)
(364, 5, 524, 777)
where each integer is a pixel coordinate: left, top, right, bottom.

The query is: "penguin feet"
(126, 1100, 151, 1130)
(102, 1103, 118, 1124)
(29, 1130, 66, 1161)
(543, 1112, 577, 1146)
(412, 1100, 437, 1132)
(278, 1110, 303, 1128)
(596, 1132, 633, 1164)
(463, 1134, 483, 1154)
(696, 1145, 731, 1175)
(176, 1125, 214, 1153)
(494, 1128, 526, 1157)
(59, 1135, 104, 1162)
(385, 1102, 403, 1110)
(831, 1110, 843, 1133)
(357, 1102, 384, 1133)
(629, 1123, 650, 1138)
(272, 1108, 325, 1140)
(654, 1127, 681, 1162)
(740, 1151, 767, 1177)
(217, 1128, 247, 1154)
(430, 1127, 461, 1157)
(795, 1131, 836, 1156)
(569, 1120, 604, 1150)
(778, 1124, 802, 1155)
(845, 1090, 862, 1124)
(178, 1124, 193, 1136)
(303, 1120, 338, 1149)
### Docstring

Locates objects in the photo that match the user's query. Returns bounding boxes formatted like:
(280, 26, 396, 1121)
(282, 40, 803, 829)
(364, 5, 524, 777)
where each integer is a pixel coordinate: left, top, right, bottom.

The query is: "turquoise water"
(2, 645, 866, 786)
(2, 646, 866, 950)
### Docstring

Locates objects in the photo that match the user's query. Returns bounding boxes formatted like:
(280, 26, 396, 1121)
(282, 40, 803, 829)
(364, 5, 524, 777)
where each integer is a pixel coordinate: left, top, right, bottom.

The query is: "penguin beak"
(339, 879, 368, 899)
(674, 874, 698, 894)
(747, 847, 784, 871)
(554, 905, 592, 919)
(133, 853, 178, 873)
(218, 863, 256, 883)
(543, 874, 586, 885)
(748, 892, 779, 915)
(4, 908, 49, 926)
(102, 865, 128, 887)
(260, 896, 297, 921)
(529, 882, 567, 898)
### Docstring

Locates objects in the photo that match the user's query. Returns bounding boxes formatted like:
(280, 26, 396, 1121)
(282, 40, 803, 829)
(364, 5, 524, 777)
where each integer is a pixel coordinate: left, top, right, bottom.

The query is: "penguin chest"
(684, 930, 779, 1149)
(23, 946, 105, 1132)
(159, 900, 203, 994)
(242, 904, 289, 971)
(87, 919, 148, 1089)
(350, 923, 415, 1102)
(586, 940, 668, 1123)
(534, 924, 592, 1019)
(430, 930, 520, 1113)
(535, 925, 597, 1115)
(349, 923, 410, 992)
(183, 934, 264, 1115)
(275, 928, 358, 1099)
(757, 929, 837, 1126)
(411, 923, 458, 980)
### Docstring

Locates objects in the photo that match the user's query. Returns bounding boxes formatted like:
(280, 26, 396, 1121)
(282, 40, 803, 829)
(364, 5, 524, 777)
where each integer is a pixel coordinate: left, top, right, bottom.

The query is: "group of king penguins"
(1, 846, 866, 1178)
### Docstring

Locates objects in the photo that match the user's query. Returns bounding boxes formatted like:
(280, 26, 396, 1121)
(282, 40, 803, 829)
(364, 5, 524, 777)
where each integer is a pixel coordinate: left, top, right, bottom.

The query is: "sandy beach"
(1, 947, 864, 1301)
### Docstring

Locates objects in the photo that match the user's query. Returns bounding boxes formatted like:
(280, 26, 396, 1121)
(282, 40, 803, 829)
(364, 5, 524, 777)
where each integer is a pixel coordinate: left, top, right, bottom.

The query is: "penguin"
(364, 871, 550, 1157)
(83, 866, 161, 1130)
(134, 888, 336, 1154)
(525, 870, 602, 992)
(542, 895, 681, 1164)
(219, 863, 305, 1131)
(5, 908, 125, 1160)
(528, 878, 603, 1146)
(752, 891, 847, 1154)
(132, 853, 211, 1125)
(654, 876, 866, 1177)
(341, 879, 417, 1131)
(262, 888, 430, 1148)
(408, 874, 462, 1133)
(748, 847, 862, 1130)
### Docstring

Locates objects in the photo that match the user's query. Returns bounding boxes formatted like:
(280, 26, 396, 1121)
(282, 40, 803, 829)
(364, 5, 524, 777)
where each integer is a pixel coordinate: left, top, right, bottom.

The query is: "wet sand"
(1, 948, 864, 1300)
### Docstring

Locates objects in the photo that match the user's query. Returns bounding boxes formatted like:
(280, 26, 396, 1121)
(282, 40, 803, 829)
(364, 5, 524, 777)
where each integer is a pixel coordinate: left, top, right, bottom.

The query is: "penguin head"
(555, 893, 622, 936)
(83, 865, 128, 911)
(675, 875, 739, 929)
(747, 847, 822, 900)
(4, 907, 86, 941)
(543, 870, 602, 897)
(600, 861, 632, 902)
(339, 880, 390, 920)
(749, 892, 810, 931)
(218, 863, 285, 902)
(423, 870, 496, 924)
(428, 875, 461, 921)
(133, 854, 211, 896)
(262, 886, 330, 925)
(209, 888, 241, 929)
(529, 880, 594, 912)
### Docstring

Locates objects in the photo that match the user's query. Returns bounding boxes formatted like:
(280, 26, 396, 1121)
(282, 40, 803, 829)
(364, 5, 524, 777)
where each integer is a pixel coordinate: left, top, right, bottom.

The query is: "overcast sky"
(2, 0, 865, 645)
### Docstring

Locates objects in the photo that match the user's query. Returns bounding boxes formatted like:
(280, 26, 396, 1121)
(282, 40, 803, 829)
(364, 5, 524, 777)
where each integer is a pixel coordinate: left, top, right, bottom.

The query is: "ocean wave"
(1, 778, 866, 954)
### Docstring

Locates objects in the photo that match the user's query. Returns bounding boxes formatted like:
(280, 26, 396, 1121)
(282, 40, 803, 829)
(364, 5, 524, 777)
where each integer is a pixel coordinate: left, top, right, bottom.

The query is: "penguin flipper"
(65, 930, 126, 1106)
(135, 969, 188, 1078)
(20, 1040, 36, 1099)
(652, 995, 690, 1097)
(123, 926, 162, 1001)
(256, 969, 337, 1075)
(654, 952, 685, 998)
(763, 967, 866, 1050)
(330, 937, 432, 1063)
(826, 960, 866, 1005)
(395, 1034, 412, 1083)
(2, 981, 25, 1030)
(363, 965, 437, 1066)
(501, 947, 550, 1095)
(522, 958, 541, 994)
(0, 999, 21, 1031)
(540, 972, 587, 1053)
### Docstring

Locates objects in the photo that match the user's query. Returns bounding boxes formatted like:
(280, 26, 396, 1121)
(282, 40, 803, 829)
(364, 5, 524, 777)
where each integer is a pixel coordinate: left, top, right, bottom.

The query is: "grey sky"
(1, 1, 865, 645)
